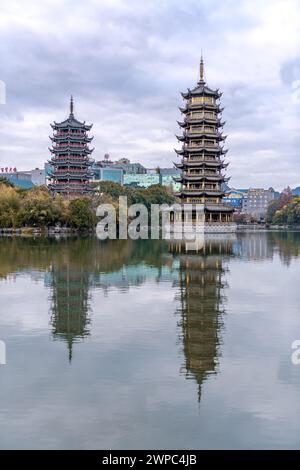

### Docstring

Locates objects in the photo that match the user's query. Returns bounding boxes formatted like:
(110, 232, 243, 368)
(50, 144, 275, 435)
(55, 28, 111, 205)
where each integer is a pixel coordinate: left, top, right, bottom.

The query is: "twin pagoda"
(48, 59, 235, 233)
(173, 57, 235, 232)
(48, 97, 94, 198)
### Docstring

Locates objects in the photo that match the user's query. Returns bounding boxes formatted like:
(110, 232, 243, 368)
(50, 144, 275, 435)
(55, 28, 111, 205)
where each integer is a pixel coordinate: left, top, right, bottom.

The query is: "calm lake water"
(0, 232, 300, 449)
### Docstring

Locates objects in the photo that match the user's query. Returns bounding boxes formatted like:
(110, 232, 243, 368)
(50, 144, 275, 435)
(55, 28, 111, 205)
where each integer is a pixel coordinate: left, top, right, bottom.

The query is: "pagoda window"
(206, 198, 218, 203)
(204, 126, 214, 133)
(191, 96, 214, 105)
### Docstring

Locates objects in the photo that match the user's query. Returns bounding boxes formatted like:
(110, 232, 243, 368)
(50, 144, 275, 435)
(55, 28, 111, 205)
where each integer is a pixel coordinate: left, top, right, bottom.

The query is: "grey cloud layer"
(0, 0, 299, 189)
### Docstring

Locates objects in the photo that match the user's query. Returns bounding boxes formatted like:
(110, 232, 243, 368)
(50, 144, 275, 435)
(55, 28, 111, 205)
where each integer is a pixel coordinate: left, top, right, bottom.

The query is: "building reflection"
(169, 234, 235, 400)
(49, 263, 91, 362)
(46, 238, 173, 361)
(1, 232, 300, 367)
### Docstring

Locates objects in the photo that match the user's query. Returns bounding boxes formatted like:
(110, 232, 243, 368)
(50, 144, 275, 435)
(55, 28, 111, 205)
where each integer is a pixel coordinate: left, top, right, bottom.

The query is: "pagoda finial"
(70, 95, 74, 117)
(199, 52, 205, 83)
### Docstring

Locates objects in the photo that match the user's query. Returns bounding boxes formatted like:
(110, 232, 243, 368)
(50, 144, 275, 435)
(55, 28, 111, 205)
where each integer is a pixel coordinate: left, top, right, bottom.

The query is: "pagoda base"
(204, 222, 236, 233)
(163, 204, 236, 235)
(168, 221, 236, 234)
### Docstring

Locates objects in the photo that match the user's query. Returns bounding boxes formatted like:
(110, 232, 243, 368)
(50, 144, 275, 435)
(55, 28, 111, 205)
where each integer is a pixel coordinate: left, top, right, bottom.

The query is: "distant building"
(94, 167, 124, 185)
(161, 176, 181, 191)
(114, 158, 146, 174)
(94, 154, 114, 168)
(242, 188, 275, 219)
(160, 168, 181, 177)
(0, 167, 46, 188)
(223, 188, 248, 210)
(30, 168, 46, 186)
(1, 171, 34, 189)
(124, 173, 160, 188)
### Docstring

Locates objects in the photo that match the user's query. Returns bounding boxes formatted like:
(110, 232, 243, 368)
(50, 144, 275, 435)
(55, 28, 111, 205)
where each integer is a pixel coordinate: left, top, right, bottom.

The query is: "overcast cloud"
(0, 0, 300, 190)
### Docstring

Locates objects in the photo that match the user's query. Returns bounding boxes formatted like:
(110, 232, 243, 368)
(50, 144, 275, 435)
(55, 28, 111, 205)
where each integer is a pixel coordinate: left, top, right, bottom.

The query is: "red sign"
(0, 167, 17, 173)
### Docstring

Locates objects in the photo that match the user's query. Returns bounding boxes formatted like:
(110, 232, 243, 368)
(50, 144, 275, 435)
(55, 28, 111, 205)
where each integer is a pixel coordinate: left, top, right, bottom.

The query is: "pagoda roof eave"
(179, 132, 226, 141)
(174, 162, 183, 169)
(175, 146, 226, 154)
(175, 190, 225, 197)
(181, 83, 221, 99)
(204, 203, 234, 213)
(180, 104, 224, 113)
(50, 146, 94, 154)
(177, 160, 228, 168)
(50, 135, 94, 142)
(51, 115, 93, 131)
(177, 175, 229, 182)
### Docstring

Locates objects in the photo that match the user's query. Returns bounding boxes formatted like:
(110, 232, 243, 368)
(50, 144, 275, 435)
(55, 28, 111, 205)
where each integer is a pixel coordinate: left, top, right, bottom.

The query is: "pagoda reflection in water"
(50, 263, 91, 362)
(169, 234, 235, 400)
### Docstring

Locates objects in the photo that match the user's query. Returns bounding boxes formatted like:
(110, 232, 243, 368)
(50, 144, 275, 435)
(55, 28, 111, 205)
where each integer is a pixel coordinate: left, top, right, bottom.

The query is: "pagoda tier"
(48, 97, 94, 198)
(175, 189, 225, 197)
(174, 56, 234, 222)
(179, 104, 224, 114)
(174, 160, 229, 169)
(177, 119, 225, 128)
(48, 158, 94, 167)
(49, 135, 93, 143)
(49, 146, 94, 155)
(175, 146, 228, 155)
(176, 132, 226, 142)
(174, 174, 230, 183)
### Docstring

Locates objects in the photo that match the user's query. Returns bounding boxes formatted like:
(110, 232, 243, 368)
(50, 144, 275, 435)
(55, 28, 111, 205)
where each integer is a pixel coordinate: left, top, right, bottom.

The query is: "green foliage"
(68, 198, 97, 229)
(266, 188, 293, 223)
(0, 184, 20, 227)
(97, 181, 175, 208)
(0, 177, 14, 188)
(272, 197, 300, 225)
(0, 180, 175, 229)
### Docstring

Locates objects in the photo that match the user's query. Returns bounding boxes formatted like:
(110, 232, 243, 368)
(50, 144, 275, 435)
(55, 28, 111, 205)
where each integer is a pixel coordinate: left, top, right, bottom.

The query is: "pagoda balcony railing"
(190, 142, 217, 148)
(186, 127, 215, 134)
(53, 169, 92, 174)
(51, 155, 90, 160)
(50, 182, 92, 187)
(188, 155, 220, 161)
(189, 98, 215, 106)
(183, 156, 221, 163)
(51, 153, 89, 161)
(184, 186, 220, 191)
(54, 144, 86, 149)
(183, 170, 219, 177)
(182, 143, 218, 150)
(188, 112, 216, 120)
(50, 161, 94, 167)
(55, 131, 86, 137)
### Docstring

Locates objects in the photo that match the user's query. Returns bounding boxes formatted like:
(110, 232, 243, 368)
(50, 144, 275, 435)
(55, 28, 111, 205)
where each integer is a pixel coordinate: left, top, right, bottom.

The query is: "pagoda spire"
(199, 52, 205, 84)
(70, 95, 74, 117)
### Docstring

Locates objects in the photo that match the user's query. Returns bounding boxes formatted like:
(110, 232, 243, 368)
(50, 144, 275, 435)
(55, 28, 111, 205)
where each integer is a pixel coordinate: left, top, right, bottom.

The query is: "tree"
(0, 177, 14, 188)
(0, 185, 20, 227)
(266, 187, 293, 223)
(68, 198, 97, 229)
(273, 197, 300, 225)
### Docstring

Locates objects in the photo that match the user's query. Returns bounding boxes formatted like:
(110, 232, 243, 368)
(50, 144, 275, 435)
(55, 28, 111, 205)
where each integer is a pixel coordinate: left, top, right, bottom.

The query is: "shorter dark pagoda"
(48, 97, 94, 198)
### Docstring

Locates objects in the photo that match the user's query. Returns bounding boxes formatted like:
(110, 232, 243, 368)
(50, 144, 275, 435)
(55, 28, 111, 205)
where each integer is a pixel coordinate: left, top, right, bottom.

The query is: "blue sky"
(0, 0, 299, 189)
